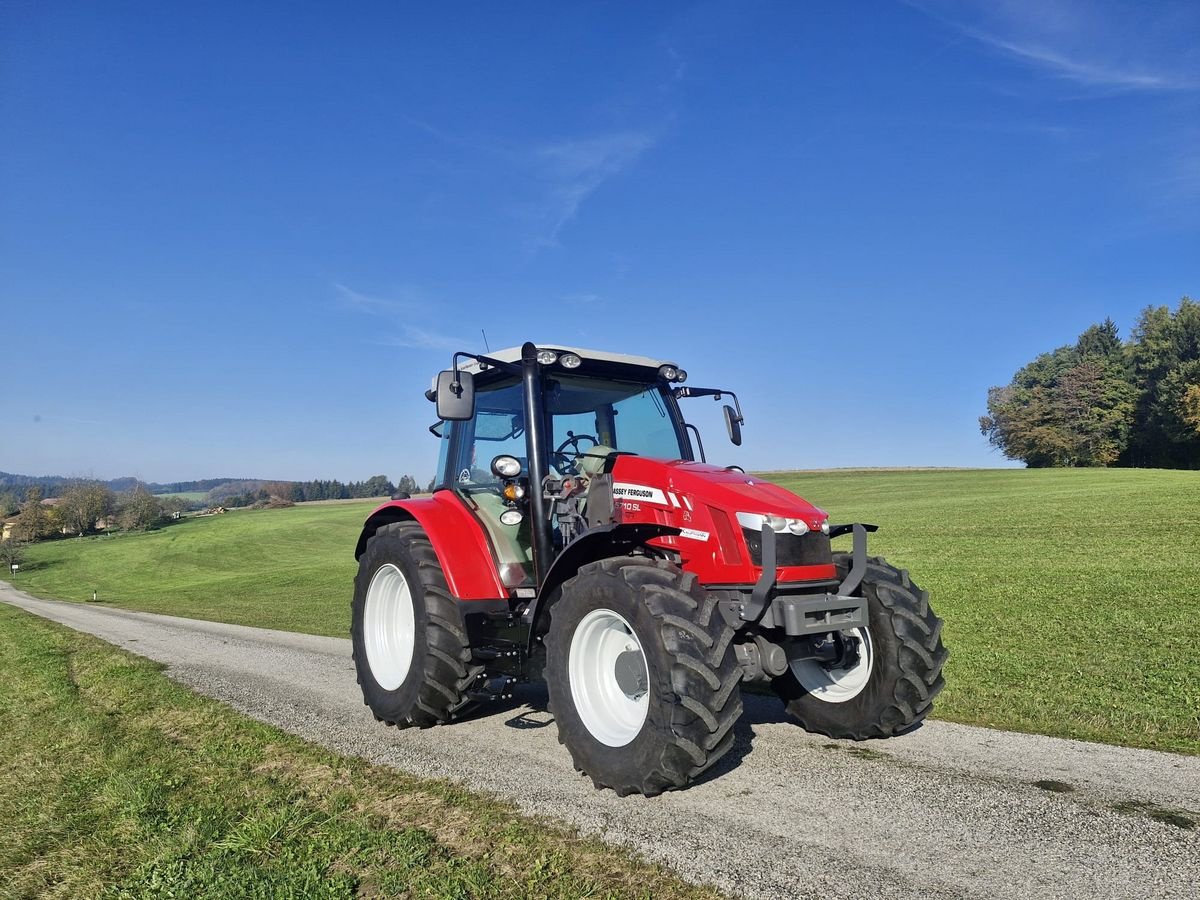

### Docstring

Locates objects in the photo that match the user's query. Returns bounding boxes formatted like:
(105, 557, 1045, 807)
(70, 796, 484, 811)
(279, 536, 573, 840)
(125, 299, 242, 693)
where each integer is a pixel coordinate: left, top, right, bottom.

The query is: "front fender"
(524, 523, 680, 651)
(355, 491, 506, 600)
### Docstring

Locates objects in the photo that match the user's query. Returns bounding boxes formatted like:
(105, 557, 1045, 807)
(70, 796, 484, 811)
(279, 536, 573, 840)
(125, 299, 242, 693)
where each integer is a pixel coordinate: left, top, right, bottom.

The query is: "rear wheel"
(545, 557, 743, 796)
(351, 521, 478, 727)
(773, 554, 947, 738)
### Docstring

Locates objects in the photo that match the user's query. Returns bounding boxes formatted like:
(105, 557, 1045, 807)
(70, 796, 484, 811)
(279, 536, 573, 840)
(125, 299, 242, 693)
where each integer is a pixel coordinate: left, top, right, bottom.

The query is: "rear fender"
(524, 523, 680, 652)
(355, 491, 506, 600)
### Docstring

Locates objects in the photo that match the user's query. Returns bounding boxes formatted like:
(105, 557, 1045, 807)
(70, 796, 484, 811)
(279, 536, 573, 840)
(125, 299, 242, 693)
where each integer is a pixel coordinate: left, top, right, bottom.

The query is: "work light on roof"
(560, 352, 582, 369)
(536, 349, 559, 365)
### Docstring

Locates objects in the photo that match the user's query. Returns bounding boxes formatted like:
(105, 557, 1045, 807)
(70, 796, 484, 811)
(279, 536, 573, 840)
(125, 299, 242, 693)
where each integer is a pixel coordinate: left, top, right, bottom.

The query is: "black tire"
(545, 557, 743, 796)
(773, 554, 947, 739)
(351, 521, 479, 727)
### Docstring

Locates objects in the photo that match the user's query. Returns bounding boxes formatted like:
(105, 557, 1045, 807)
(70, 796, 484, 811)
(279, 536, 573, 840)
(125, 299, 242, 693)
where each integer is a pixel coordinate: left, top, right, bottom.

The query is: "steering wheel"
(552, 432, 600, 474)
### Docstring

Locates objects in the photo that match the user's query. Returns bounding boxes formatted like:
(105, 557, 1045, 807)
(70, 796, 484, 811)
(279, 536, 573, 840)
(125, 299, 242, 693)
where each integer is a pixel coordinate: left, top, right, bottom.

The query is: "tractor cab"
(430, 346, 706, 588)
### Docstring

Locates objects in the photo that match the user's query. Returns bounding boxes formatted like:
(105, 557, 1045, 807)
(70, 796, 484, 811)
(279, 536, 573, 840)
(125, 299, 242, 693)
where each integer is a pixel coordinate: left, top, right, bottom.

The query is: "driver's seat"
(575, 445, 616, 476)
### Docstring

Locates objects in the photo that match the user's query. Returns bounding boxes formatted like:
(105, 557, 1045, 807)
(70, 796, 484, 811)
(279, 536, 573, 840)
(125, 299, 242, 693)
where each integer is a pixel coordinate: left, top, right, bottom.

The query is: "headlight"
(491, 455, 522, 478)
(499, 509, 524, 526)
(736, 512, 810, 535)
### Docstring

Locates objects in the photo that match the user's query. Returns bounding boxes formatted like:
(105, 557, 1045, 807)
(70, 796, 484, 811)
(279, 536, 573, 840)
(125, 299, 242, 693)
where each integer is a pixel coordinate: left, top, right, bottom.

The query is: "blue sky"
(2, 1, 1197, 483)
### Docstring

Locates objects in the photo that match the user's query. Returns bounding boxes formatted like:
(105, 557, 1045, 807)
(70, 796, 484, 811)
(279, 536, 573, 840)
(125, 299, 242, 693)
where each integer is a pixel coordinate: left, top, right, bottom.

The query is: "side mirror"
(723, 404, 743, 446)
(436, 370, 475, 421)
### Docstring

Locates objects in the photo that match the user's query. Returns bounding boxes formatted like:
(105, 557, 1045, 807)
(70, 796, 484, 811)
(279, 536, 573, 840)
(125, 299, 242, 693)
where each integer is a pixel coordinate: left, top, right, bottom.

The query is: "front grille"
(742, 528, 832, 567)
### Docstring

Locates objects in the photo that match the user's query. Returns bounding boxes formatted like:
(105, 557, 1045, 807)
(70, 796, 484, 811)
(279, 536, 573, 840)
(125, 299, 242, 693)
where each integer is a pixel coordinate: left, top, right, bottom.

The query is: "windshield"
(546, 374, 685, 461)
(436, 374, 687, 486)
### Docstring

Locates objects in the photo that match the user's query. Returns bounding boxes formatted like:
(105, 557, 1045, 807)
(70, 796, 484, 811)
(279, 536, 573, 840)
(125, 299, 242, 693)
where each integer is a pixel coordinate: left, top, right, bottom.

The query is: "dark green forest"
(980, 297, 1200, 468)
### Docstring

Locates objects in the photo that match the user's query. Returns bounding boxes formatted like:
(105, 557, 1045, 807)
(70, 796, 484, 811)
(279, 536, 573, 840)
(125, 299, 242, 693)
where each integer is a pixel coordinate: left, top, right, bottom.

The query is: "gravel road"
(3, 583, 1197, 899)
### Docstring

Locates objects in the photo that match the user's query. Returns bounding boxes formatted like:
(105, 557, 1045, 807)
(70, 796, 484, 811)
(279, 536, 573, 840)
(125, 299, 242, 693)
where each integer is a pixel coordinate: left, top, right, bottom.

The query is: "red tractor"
(352, 343, 947, 795)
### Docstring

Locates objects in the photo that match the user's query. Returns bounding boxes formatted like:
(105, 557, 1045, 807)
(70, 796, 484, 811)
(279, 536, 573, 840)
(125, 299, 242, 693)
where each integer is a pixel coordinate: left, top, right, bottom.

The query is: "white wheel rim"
(568, 608, 650, 747)
(790, 628, 874, 703)
(364, 563, 416, 691)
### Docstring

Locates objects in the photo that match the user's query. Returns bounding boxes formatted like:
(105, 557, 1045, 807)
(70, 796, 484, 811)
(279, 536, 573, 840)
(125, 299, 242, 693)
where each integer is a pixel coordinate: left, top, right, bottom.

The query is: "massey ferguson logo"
(619, 487, 654, 499)
(612, 483, 669, 506)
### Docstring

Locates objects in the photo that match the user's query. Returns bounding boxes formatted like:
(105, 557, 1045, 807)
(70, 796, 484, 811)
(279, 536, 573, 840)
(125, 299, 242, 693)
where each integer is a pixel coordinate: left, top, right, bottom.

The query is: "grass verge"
(0, 604, 720, 899)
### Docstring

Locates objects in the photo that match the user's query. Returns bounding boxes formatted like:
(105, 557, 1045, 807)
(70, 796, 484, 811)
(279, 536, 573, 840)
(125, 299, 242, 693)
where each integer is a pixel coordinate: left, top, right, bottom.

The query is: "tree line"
(0, 473, 436, 574)
(2, 482, 188, 549)
(1, 474, 434, 517)
(209, 474, 429, 508)
(980, 297, 1200, 468)
(0, 472, 246, 500)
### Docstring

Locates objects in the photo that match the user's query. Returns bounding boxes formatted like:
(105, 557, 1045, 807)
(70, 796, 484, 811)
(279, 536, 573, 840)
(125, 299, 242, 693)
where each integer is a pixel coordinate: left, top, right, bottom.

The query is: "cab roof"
(460, 344, 678, 374)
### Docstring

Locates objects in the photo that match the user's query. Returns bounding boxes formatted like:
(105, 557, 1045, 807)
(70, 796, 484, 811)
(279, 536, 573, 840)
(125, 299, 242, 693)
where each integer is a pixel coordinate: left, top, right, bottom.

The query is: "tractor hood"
(608, 456, 828, 532)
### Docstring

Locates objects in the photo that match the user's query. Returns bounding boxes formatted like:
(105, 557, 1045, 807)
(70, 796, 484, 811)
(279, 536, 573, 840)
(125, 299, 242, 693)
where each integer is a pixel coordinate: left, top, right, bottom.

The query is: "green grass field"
(0, 605, 716, 899)
(767, 468, 1200, 754)
(17, 504, 367, 635)
(12, 469, 1200, 754)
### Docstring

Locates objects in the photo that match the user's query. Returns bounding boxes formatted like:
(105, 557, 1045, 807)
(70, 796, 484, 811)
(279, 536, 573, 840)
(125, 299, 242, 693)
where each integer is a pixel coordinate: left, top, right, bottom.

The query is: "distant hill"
(1, 472, 415, 506)
(0, 472, 258, 498)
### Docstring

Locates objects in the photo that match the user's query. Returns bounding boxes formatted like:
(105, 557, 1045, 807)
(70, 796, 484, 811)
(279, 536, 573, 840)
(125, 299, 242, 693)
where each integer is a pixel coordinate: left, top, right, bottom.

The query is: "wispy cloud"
(376, 326, 469, 352)
(1149, 144, 1200, 204)
(950, 119, 1073, 139)
(907, 0, 1199, 93)
(395, 40, 682, 251)
(964, 28, 1188, 91)
(666, 46, 687, 83)
(333, 282, 415, 315)
(335, 283, 466, 352)
(32, 413, 108, 427)
(400, 120, 660, 251)
(562, 292, 603, 306)
(526, 131, 657, 250)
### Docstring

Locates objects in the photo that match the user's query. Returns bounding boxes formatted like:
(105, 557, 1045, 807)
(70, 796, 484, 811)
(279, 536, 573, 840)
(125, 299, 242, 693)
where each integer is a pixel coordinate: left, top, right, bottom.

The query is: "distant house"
(2, 497, 89, 539)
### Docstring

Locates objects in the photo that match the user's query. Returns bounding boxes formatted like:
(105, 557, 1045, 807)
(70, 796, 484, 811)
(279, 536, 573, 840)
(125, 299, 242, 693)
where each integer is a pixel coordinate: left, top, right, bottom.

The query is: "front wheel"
(351, 522, 478, 727)
(545, 557, 743, 796)
(772, 554, 947, 739)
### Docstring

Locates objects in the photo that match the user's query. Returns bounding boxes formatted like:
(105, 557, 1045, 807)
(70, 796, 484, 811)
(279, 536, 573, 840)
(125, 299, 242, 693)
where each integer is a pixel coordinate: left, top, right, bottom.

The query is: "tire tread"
(351, 521, 481, 729)
(780, 553, 948, 739)
(546, 556, 743, 796)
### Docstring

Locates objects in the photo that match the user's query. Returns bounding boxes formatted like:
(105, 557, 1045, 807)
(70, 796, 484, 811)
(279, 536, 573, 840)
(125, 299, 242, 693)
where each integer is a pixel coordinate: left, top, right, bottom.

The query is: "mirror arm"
(675, 386, 744, 425)
(674, 386, 743, 421)
(451, 351, 521, 381)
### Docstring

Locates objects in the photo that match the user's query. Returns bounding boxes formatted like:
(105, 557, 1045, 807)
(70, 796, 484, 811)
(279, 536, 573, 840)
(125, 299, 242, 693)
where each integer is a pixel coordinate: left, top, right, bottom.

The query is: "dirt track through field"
(3, 583, 1197, 900)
